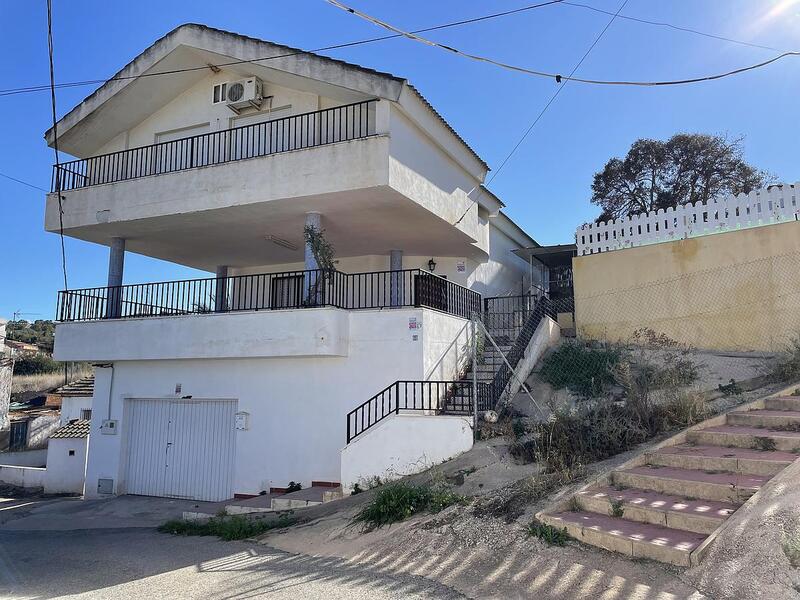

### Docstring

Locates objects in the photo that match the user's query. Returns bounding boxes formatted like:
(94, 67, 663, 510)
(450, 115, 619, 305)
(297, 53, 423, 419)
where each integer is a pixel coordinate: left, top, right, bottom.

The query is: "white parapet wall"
(340, 413, 473, 490)
(0, 449, 47, 467)
(44, 437, 88, 495)
(576, 182, 800, 256)
(503, 316, 560, 401)
(0, 465, 45, 489)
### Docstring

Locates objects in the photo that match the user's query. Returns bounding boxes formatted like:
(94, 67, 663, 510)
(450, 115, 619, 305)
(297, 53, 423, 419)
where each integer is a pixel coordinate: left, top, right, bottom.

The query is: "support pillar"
(215, 265, 229, 312)
(106, 238, 125, 318)
(390, 249, 404, 307)
(304, 212, 322, 306)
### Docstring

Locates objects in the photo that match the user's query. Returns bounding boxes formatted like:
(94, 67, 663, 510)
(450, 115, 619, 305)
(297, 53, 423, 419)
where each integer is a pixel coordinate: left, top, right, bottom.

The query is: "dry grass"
(11, 365, 92, 395)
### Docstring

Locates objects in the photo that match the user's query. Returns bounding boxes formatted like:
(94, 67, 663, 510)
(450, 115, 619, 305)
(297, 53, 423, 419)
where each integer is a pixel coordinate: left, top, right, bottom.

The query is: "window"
(212, 83, 228, 104)
(80, 409, 92, 421)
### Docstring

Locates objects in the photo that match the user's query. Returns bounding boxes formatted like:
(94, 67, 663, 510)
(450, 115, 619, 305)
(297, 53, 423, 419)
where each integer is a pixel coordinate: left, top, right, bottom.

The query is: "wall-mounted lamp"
(427, 258, 437, 272)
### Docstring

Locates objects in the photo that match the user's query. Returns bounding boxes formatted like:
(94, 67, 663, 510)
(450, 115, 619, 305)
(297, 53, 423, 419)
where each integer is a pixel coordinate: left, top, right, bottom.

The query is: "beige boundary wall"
(572, 220, 800, 352)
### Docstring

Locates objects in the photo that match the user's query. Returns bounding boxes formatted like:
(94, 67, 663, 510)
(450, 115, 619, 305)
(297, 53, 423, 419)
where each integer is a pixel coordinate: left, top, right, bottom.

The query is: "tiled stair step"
(647, 444, 796, 476)
(727, 409, 800, 428)
(575, 486, 736, 534)
(613, 465, 770, 503)
(688, 425, 800, 452)
(540, 510, 707, 567)
(766, 396, 800, 411)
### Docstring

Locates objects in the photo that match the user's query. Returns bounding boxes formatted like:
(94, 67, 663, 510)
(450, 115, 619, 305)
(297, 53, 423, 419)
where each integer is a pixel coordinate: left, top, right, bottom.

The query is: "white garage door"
(124, 398, 236, 502)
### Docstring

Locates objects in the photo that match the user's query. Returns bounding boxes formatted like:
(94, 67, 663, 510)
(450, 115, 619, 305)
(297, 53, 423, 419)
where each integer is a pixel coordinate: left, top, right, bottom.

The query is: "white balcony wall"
(80, 308, 471, 497)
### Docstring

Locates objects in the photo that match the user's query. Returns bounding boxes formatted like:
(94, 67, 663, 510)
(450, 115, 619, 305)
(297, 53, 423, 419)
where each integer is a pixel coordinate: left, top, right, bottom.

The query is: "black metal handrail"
(56, 267, 481, 322)
(346, 380, 489, 443)
(487, 296, 556, 407)
(51, 100, 378, 192)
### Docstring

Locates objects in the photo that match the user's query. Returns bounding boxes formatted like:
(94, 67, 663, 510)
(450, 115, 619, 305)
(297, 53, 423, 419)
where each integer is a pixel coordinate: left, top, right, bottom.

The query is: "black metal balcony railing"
(51, 100, 378, 192)
(56, 268, 481, 323)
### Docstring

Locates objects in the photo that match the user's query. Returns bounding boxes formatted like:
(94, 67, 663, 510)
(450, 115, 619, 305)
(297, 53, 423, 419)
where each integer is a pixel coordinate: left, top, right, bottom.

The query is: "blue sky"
(1, 0, 799, 319)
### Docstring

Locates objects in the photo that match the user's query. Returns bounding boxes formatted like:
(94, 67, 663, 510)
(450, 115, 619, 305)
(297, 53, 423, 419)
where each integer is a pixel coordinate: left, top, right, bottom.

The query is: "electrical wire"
(46, 0, 68, 290)
(453, 0, 629, 227)
(562, 1, 778, 52)
(0, 1, 564, 98)
(327, 0, 800, 87)
(0, 171, 48, 193)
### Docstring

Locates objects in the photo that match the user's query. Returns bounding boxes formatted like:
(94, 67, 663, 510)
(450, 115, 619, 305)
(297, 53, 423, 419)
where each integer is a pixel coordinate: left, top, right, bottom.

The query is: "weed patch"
(783, 533, 800, 567)
(609, 498, 625, 518)
(539, 341, 622, 397)
(351, 482, 465, 530)
(753, 437, 778, 451)
(771, 336, 800, 383)
(528, 519, 570, 546)
(158, 513, 297, 541)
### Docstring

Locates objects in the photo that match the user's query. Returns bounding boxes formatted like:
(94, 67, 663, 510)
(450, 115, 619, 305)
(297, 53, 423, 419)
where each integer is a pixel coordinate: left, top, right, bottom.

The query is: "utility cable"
(327, 0, 800, 87)
(47, 0, 68, 290)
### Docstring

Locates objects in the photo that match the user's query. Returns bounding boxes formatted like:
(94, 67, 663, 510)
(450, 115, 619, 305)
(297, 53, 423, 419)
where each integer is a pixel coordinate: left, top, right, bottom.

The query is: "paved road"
(0, 495, 464, 599)
(0, 527, 465, 599)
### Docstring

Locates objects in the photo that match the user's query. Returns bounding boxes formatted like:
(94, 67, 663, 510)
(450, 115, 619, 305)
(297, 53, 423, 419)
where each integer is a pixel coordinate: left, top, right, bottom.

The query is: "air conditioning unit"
(226, 77, 263, 113)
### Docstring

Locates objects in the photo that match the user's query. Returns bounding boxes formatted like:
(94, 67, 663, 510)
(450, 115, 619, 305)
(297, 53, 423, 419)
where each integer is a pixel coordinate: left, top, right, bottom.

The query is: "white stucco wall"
(44, 437, 88, 494)
(25, 415, 61, 450)
(340, 414, 473, 490)
(0, 449, 47, 467)
(0, 465, 45, 488)
(61, 396, 93, 424)
(54, 308, 350, 362)
(82, 308, 469, 499)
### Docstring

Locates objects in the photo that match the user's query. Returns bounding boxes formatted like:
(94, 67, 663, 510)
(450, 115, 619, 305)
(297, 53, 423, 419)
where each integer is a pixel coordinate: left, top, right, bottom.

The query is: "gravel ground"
(0, 528, 466, 599)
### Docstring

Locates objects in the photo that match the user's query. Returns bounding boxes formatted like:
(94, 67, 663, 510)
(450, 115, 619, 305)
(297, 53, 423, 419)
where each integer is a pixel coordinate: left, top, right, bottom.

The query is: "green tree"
(591, 134, 772, 221)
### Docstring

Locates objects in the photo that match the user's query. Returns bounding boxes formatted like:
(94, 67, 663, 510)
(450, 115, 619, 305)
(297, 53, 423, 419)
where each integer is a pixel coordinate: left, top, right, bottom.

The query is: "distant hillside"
(6, 320, 55, 352)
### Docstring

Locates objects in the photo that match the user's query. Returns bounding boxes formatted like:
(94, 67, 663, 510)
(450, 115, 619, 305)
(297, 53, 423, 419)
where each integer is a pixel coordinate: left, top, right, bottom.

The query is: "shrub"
(771, 336, 800, 383)
(351, 482, 464, 530)
(286, 481, 302, 493)
(528, 519, 569, 546)
(783, 533, 800, 567)
(158, 513, 296, 541)
(539, 341, 622, 397)
(12, 354, 61, 376)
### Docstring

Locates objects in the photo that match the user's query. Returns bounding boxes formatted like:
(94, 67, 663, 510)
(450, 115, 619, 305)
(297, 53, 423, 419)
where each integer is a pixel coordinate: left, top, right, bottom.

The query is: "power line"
(0, 1, 564, 98)
(0, 171, 48, 193)
(486, 0, 629, 188)
(562, 1, 778, 52)
(327, 0, 800, 87)
(46, 0, 68, 291)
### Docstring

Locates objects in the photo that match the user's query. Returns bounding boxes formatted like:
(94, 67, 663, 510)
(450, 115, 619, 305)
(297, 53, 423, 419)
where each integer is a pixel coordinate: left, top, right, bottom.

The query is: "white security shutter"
(123, 398, 236, 502)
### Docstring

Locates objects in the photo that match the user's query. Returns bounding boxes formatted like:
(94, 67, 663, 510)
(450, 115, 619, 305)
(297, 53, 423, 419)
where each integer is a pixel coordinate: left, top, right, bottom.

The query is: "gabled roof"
(52, 376, 95, 398)
(45, 23, 487, 171)
(50, 420, 91, 439)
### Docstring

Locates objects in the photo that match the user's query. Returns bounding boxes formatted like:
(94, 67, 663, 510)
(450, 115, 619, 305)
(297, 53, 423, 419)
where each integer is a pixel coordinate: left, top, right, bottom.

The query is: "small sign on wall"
(456, 261, 466, 273)
(408, 317, 420, 330)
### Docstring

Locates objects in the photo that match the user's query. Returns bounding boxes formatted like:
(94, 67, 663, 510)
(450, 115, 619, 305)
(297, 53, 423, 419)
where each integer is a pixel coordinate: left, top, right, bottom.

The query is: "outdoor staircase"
(538, 393, 800, 566)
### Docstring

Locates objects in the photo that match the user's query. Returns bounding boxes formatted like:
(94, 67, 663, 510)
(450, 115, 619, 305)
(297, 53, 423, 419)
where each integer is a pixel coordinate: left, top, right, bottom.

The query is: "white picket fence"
(576, 183, 800, 256)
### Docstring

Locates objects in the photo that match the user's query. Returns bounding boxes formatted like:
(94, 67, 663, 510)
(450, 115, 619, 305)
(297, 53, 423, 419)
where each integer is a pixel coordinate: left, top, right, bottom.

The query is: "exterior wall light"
(428, 258, 437, 272)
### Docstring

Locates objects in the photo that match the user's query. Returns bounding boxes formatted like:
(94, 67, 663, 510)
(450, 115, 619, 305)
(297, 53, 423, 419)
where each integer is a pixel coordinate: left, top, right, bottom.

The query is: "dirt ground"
(259, 383, 800, 599)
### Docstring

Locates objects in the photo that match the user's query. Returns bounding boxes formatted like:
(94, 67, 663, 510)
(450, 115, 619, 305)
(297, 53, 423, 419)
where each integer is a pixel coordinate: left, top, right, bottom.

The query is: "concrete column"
(215, 265, 229, 313)
(106, 238, 125, 319)
(304, 212, 322, 305)
(390, 249, 404, 307)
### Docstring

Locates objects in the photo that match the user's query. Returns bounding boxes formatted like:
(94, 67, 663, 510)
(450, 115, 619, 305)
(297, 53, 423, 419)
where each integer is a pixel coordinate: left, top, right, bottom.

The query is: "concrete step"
(765, 396, 800, 411)
(647, 444, 796, 476)
(688, 425, 800, 452)
(225, 494, 276, 515)
(574, 485, 735, 535)
(612, 465, 770, 503)
(540, 510, 707, 567)
(727, 409, 800, 428)
(271, 485, 342, 509)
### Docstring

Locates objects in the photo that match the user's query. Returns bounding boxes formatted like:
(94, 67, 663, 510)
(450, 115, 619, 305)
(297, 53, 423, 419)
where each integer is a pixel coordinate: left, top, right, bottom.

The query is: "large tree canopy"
(591, 134, 771, 222)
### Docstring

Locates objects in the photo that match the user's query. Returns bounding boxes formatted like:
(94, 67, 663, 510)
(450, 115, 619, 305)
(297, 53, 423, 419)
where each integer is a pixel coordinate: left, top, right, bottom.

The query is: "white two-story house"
(47, 24, 547, 502)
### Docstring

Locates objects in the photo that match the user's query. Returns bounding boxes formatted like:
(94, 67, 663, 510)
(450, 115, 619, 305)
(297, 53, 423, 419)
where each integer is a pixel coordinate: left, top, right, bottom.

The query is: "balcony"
(56, 268, 481, 323)
(51, 100, 378, 192)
